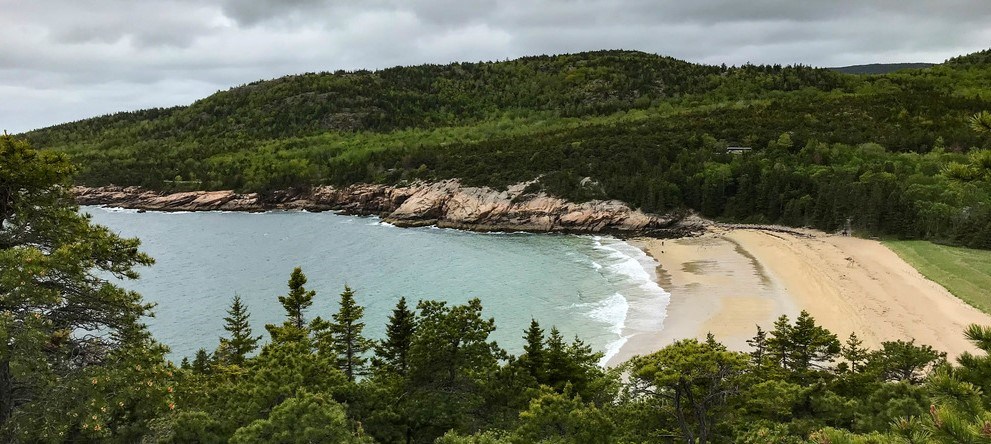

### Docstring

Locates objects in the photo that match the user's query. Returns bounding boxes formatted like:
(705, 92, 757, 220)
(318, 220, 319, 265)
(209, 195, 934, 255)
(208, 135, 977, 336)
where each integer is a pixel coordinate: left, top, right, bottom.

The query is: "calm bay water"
(84, 206, 668, 364)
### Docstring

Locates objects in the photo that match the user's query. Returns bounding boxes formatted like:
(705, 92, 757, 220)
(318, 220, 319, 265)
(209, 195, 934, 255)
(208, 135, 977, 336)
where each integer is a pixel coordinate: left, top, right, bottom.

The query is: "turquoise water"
(84, 207, 668, 364)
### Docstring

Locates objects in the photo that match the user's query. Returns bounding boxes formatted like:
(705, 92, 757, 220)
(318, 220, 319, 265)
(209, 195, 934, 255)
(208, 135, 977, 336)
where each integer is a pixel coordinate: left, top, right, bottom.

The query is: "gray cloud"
(1, 0, 990, 133)
(218, 0, 332, 26)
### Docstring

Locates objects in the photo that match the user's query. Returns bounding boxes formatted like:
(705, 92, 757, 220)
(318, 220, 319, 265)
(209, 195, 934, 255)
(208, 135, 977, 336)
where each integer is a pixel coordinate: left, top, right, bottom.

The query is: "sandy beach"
(607, 228, 991, 366)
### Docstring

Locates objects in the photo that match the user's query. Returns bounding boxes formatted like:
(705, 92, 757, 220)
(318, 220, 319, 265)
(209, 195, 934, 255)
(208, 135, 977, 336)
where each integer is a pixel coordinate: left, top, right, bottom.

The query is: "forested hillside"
(22, 49, 991, 246)
(828, 63, 934, 74)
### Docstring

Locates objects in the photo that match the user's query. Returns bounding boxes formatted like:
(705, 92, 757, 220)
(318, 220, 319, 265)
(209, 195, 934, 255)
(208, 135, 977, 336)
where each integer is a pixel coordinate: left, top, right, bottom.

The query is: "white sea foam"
(584, 236, 671, 366)
(572, 292, 630, 366)
(600, 336, 630, 367)
(581, 292, 628, 335)
(362, 216, 395, 227)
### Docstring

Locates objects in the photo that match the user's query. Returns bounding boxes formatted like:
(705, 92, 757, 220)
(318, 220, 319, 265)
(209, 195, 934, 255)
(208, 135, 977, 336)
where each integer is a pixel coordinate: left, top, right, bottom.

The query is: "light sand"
(608, 229, 991, 366)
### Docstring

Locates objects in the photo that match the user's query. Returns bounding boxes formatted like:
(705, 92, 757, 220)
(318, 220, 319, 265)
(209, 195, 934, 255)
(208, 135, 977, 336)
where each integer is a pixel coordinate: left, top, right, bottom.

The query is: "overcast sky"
(3, 1, 990, 133)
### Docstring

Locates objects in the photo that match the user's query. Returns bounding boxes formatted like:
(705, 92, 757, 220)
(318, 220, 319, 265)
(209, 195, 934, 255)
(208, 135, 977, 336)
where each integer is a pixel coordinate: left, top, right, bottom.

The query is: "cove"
(84, 206, 669, 365)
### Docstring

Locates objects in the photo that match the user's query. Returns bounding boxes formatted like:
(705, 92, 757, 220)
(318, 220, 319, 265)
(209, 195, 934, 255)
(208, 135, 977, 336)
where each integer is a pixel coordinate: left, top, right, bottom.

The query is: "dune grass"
(884, 240, 991, 314)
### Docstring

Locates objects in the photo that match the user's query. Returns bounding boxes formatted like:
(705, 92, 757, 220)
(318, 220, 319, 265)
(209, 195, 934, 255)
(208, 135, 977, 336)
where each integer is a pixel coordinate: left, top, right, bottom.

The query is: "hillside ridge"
(21, 47, 991, 248)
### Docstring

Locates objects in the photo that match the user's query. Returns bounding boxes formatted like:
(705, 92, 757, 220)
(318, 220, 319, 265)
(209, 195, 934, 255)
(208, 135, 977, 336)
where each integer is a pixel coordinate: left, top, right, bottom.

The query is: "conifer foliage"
(766, 310, 841, 375)
(326, 286, 373, 382)
(217, 295, 260, 366)
(266, 267, 316, 343)
(519, 319, 546, 381)
(0, 134, 169, 441)
(971, 110, 991, 134)
(374, 297, 415, 376)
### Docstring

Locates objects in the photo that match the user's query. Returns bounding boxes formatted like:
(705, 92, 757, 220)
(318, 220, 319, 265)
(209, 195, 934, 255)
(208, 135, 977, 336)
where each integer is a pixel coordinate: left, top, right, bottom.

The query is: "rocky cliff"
(74, 181, 705, 237)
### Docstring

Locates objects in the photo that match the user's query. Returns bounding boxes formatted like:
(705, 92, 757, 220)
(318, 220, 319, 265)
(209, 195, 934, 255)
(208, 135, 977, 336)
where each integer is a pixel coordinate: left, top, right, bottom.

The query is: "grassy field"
(884, 240, 991, 314)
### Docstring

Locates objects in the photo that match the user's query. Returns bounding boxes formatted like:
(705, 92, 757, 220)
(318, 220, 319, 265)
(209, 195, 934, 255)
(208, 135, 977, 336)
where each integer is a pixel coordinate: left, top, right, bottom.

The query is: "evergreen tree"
(544, 327, 569, 390)
(192, 349, 213, 374)
(520, 319, 546, 381)
(408, 298, 502, 387)
(767, 311, 839, 374)
(217, 295, 261, 366)
(788, 310, 840, 372)
(866, 340, 945, 383)
(747, 325, 769, 369)
(841, 332, 868, 373)
(954, 324, 991, 407)
(229, 392, 371, 443)
(630, 338, 748, 444)
(281, 267, 315, 329)
(266, 267, 315, 343)
(221, 340, 346, 433)
(404, 298, 503, 442)
(705, 332, 722, 349)
(328, 286, 373, 382)
(564, 335, 606, 400)
(767, 315, 793, 370)
(374, 297, 416, 376)
(0, 134, 167, 439)
(510, 388, 616, 443)
(538, 326, 605, 399)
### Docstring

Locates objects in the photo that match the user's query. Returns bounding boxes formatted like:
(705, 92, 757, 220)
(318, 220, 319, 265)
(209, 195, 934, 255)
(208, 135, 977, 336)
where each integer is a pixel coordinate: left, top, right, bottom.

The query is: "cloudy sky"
(3, 0, 990, 133)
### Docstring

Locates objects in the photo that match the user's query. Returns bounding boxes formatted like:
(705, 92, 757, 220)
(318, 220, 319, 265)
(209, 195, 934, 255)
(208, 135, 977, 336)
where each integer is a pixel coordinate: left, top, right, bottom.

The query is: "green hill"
(20, 48, 991, 247)
(828, 62, 934, 74)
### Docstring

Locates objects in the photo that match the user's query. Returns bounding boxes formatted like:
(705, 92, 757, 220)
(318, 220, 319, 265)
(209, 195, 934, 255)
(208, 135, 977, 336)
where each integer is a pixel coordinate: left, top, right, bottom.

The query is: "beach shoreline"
(607, 228, 991, 366)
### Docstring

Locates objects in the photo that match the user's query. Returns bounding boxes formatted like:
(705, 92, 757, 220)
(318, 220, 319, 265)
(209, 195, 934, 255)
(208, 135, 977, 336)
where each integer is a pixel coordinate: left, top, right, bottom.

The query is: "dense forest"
(20, 48, 991, 247)
(827, 63, 935, 75)
(6, 132, 991, 443)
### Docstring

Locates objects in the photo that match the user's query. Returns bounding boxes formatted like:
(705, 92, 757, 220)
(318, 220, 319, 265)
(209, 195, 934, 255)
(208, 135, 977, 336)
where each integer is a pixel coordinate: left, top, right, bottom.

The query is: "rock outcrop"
(73, 181, 706, 237)
(75, 186, 266, 212)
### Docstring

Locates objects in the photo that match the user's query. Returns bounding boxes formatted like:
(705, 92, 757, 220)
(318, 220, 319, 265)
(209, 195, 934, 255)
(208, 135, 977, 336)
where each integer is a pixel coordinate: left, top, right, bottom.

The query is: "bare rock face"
(389, 181, 455, 222)
(73, 186, 265, 212)
(73, 181, 705, 237)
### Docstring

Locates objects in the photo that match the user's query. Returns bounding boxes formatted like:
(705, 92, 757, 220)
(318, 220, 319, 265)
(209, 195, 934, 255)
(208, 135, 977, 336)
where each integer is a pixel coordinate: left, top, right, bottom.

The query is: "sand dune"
(609, 229, 991, 366)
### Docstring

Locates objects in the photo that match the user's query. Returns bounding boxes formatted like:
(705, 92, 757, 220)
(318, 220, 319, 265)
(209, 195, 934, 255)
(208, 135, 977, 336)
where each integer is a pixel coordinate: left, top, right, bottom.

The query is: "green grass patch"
(884, 240, 991, 314)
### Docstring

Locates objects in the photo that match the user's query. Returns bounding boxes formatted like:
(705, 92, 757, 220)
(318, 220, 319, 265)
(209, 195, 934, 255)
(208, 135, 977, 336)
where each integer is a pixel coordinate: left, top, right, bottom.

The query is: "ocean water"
(84, 207, 669, 365)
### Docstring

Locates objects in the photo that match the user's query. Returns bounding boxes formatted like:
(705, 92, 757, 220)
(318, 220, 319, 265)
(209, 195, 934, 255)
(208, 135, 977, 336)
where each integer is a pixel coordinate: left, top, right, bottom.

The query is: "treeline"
(20, 263, 991, 444)
(170, 268, 607, 443)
